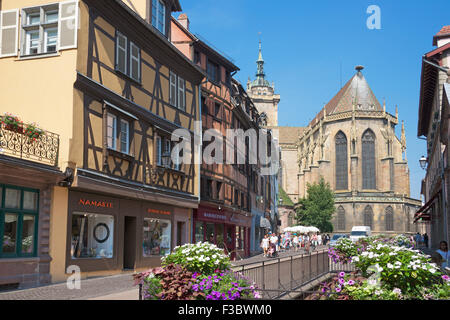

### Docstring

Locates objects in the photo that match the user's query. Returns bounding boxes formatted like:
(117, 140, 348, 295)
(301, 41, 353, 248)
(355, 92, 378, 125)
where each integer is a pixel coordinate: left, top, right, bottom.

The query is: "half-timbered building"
(0, 0, 204, 287)
(172, 14, 264, 259)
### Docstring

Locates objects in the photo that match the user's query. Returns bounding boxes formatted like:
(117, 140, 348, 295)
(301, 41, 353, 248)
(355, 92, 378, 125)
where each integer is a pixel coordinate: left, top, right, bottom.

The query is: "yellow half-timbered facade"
(0, 0, 204, 288)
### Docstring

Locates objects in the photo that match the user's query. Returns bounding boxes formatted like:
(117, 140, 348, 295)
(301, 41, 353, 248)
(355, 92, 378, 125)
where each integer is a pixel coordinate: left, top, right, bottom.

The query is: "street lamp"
(419, 156, 428, 170)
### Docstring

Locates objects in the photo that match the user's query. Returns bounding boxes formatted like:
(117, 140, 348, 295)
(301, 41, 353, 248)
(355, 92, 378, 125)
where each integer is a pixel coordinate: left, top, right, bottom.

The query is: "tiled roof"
(309, 69, 382, 127)
(436, 25, 450, 36)
(433, 25, 450, 46)
(277, 127, 305, 144)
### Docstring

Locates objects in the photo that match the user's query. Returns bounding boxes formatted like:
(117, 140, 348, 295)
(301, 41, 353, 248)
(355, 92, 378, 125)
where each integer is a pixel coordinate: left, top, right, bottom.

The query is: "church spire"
(256, 40, 266, 85)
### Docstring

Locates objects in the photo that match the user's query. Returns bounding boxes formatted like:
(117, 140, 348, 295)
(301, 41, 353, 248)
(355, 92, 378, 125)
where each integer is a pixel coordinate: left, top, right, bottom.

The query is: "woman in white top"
(436, 241, 449, 269)
(261, 234, 270, 257)
(293, 234, 299, 251)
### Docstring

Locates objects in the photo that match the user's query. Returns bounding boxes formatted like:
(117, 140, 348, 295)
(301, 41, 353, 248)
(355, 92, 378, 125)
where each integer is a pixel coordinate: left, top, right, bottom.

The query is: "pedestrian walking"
(414, 233, 421, 247)
(269, 233, 278, 258)
(318, 234, 322, 246)
(293, 234, 299, 252)
(423, 233, 429, 248)
(261, 234, 270, 257)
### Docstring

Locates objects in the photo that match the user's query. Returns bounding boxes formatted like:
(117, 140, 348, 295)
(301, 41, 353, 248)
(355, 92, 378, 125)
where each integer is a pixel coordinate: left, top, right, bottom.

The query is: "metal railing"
(0, 119, 59, 167)
(138, 249, 356, 300)
(232, 249, 355, 300)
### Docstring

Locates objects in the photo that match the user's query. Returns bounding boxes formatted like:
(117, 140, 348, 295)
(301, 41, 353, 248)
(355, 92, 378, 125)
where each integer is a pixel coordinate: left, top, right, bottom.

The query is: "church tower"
(247, 41, 280, 128)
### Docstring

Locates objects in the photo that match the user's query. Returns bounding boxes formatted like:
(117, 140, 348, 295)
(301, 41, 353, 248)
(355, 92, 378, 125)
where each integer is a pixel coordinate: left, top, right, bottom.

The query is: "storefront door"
(123, 216, 136, 270)
(225, 225, 235, 260)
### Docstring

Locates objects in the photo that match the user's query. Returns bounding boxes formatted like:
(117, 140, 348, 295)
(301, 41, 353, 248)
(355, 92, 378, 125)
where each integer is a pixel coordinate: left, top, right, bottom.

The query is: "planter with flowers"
(23, 123, 45, 142)
(134, 242, 261, 300)
(1, 113, 23, 134)
(316, 236, 450, 300)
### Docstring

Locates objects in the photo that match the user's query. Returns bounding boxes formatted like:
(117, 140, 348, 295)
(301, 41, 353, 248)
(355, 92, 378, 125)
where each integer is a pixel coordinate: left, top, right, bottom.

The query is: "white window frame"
(178, 76, 186, 111)
(120, 119, 130, 154)
(116, 31, 127, 75)
(129, 41, 141, 82)
(21, 4, 60, 57)
(169, 71, 177, 106)
(107, 113, 117, 150)
(26, 30, 40, 55)
(152, 0, 166, 35)
(44, 27, 58, 53)
(44, 10, 58, 23)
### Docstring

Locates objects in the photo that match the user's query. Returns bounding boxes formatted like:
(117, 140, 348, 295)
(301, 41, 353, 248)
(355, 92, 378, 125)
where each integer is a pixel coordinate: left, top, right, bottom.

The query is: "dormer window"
(151, 0, 166, 35)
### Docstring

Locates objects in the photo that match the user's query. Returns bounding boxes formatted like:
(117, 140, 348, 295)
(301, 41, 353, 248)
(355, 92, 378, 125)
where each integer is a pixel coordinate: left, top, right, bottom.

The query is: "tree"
(295, 177, 335, 233)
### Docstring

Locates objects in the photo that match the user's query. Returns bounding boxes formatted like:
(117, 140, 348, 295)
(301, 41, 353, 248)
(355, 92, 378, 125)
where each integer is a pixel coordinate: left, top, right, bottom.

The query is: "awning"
(414, 193, 439, 223)
(260, 217, 271, 229)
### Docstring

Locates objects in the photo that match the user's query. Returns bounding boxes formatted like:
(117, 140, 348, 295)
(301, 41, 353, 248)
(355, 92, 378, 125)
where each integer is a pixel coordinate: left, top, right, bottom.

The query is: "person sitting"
(436, 241, 449, 270)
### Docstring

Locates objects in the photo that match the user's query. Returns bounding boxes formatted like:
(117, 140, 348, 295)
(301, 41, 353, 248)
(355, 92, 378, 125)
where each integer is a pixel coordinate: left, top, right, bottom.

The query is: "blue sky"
(177, 0, 450, 199)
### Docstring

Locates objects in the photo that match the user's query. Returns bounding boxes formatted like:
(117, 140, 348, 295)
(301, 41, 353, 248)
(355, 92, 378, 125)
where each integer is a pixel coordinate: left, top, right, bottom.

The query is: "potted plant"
(24, 123, 45, 142)
(1, 113, 23, 133)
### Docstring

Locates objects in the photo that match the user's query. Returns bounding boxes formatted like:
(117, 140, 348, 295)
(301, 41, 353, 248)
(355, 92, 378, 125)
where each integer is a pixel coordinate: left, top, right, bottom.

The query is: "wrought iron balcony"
(0, 118, 60, 167)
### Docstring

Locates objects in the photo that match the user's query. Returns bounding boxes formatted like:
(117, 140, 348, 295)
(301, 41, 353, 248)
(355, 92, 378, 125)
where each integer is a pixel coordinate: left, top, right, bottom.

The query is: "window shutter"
(156, 136, 162, 166)
(169, 71, 177, 106)
(0, 9, 19, 58)
(58, 0, 79, 50)
(178, 76, 185, 111)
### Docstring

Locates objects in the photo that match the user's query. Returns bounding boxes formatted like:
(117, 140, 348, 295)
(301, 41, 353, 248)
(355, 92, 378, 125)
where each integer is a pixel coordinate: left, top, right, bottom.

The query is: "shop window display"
(143, 218, 171, 257)
(195, 222, 205, 243)
(71, 213, 114, 259)
(1, 186, 39, 258)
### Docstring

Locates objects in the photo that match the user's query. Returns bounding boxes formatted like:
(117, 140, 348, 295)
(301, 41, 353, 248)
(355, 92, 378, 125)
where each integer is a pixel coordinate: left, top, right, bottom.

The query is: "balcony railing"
(0, 119, 59, 167)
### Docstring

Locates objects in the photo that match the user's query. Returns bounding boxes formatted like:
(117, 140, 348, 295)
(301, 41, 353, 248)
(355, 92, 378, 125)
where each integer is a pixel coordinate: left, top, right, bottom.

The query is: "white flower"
(367, 279, 377, 286)
(352, 256, 360, 262)
(387, 263, 394, 269)
(214, 260, 220, 265)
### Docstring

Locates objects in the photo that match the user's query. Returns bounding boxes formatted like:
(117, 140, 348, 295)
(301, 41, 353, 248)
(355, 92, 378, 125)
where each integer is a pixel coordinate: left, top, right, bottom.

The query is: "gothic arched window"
(337, 206, 346, 231)
(363, 206, 373, 228)
(385, 206, 394, 231)
(335, 131, 348, 190)
(362, 129, 376, 190)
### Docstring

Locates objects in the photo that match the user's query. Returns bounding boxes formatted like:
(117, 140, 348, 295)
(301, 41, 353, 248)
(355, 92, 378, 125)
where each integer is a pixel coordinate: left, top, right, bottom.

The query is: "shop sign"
(147, 208, 171, 216)
(79, 199, 113, 209)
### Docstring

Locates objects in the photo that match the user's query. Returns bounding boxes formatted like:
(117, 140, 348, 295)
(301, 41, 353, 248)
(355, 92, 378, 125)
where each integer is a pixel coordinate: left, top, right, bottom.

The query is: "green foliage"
(134, 264, 204, 300)
(352, 242, 441, 296)
(278, 186, 294, 206)
(329, 238, 363, 264)
(161, 242, 231, 275)
(193, 271, 261, 300)
(295, 177, 335, 232)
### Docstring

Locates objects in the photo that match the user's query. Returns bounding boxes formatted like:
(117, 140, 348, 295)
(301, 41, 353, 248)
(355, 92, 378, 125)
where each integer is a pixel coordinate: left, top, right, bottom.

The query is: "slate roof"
(309, 67, 382, 127)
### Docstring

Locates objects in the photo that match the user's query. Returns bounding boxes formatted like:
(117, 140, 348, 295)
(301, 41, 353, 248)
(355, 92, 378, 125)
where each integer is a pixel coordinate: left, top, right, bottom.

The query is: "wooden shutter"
(0, 9, 19, 58)
(58, 0, 79, 50)
(116, 32, 127, 74)
(170, 71, 177, 106)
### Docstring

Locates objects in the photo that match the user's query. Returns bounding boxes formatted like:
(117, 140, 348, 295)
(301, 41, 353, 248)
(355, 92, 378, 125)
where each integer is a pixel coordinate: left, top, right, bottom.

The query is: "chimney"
(178, 13, 189, 31)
